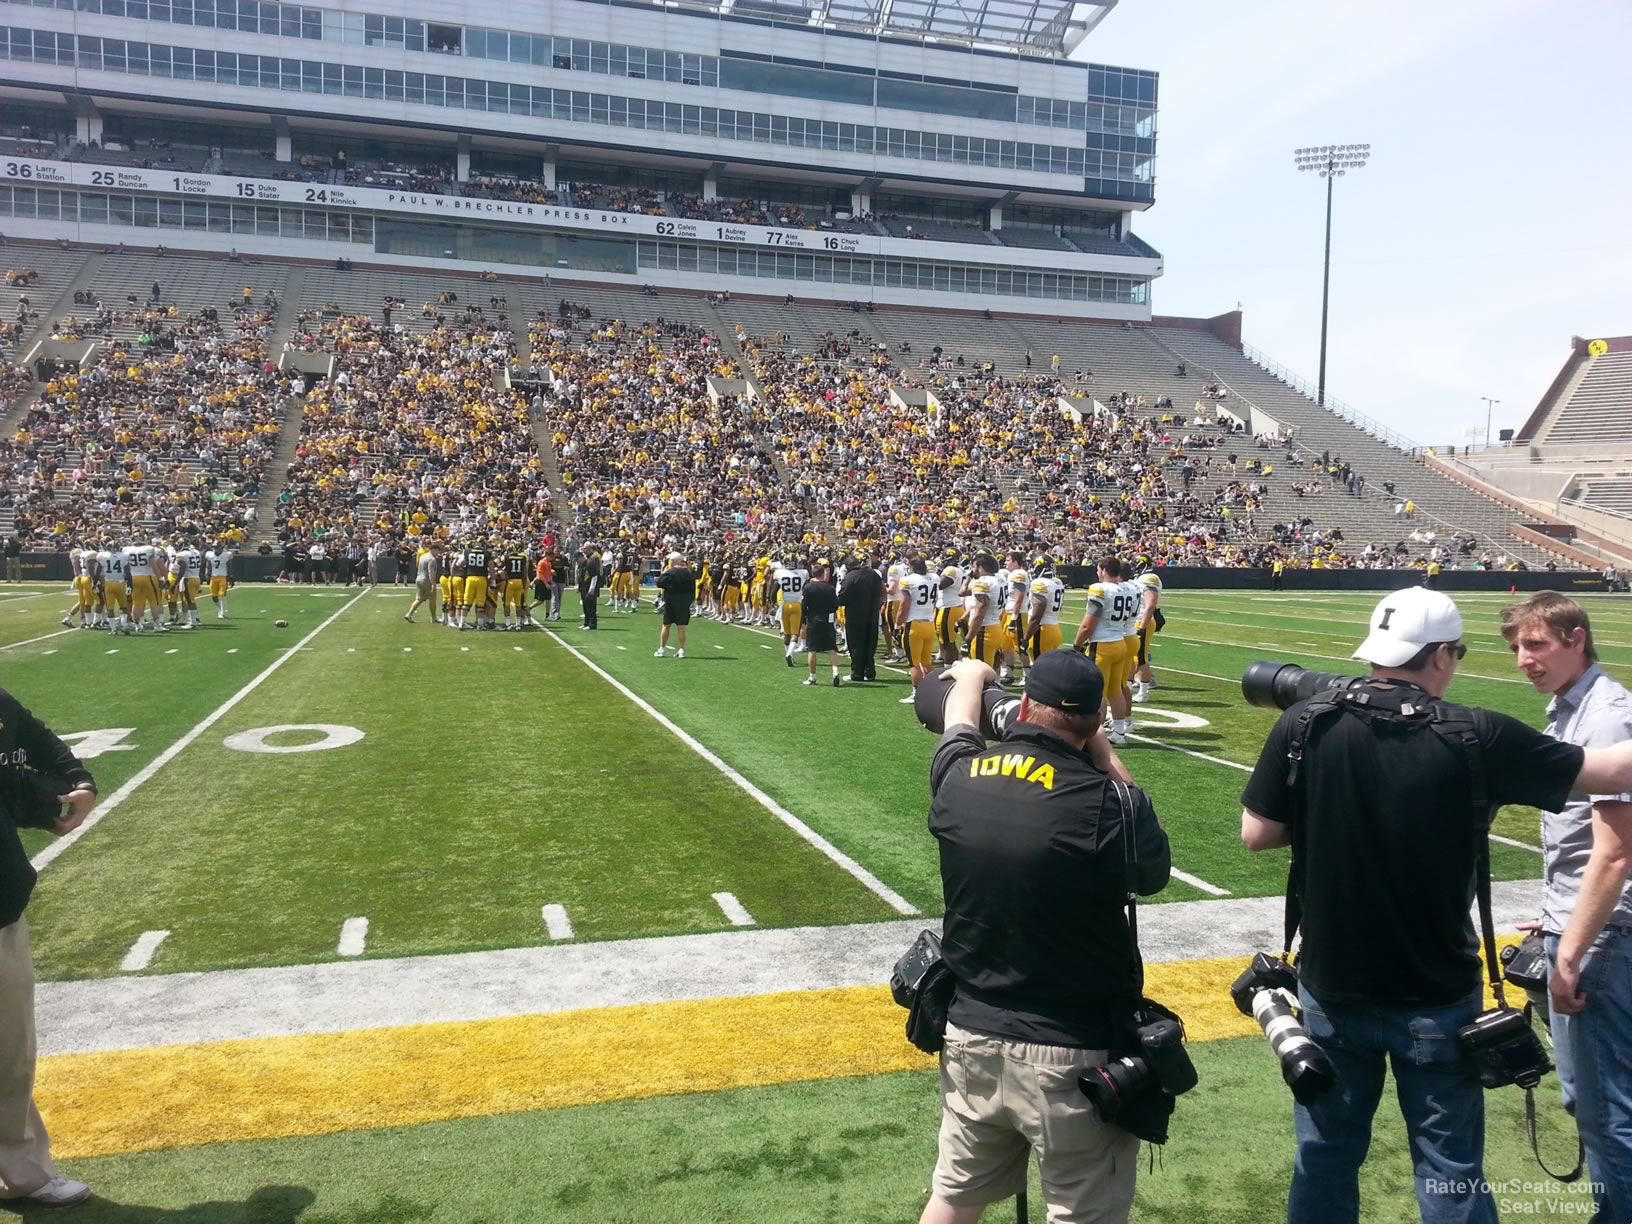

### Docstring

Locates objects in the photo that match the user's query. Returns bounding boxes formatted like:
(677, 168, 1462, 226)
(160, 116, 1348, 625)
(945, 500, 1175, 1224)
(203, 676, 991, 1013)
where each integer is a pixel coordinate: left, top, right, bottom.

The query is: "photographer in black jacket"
(1240, 588, 1632, 1224)
(921, 654, 1170, 1224)
(0, 688, 97, 1207)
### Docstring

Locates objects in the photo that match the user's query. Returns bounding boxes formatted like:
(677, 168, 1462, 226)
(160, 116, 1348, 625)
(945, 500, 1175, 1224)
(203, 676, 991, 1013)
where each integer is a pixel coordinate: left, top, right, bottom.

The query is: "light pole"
(1481, 396, 1500, 447)
(1294, 144, 1371, 407)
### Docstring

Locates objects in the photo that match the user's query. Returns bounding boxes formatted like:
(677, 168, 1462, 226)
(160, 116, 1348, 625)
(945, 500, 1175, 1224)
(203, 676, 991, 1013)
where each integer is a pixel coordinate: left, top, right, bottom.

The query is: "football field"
(6, 582, 1628, 1222)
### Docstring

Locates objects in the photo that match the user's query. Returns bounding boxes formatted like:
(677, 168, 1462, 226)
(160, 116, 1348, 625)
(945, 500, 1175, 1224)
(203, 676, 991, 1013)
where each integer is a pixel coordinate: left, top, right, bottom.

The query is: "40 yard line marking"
(543, 629, 919, 915)
(32, 587, 369, 872)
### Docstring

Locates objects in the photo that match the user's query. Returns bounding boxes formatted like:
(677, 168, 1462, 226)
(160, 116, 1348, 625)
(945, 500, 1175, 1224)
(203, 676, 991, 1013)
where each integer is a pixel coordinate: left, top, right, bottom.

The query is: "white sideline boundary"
(32, 588, 368, 871)
(543, 629, 919, 916)
(706, 616, 1241, 896)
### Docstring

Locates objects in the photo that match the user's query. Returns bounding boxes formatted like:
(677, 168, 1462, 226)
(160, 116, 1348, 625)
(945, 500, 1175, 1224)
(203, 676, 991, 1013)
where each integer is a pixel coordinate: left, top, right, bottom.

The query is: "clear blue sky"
(1080, 0, 1632, 447)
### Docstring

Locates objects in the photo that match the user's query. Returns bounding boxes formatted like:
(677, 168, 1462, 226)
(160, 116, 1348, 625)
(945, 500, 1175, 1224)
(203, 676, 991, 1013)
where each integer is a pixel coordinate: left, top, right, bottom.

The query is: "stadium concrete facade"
(0, 0, 1164, 314)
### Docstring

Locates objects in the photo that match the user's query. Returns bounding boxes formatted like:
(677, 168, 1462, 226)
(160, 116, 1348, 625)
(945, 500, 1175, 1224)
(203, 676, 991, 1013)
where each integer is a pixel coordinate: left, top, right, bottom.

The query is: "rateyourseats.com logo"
(1425, 1179, 1601, 1214)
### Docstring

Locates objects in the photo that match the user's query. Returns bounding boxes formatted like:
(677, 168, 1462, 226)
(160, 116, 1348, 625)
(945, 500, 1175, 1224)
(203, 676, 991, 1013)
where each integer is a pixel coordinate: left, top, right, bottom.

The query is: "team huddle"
(403, 540, 542, 631)
(655, 547, 1164, 734)
(62, 540, 236, 634)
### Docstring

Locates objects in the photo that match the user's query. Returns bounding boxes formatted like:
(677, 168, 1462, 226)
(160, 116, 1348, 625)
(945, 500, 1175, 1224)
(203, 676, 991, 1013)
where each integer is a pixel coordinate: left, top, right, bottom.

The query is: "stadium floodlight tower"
(1294, 143, 1371, 407)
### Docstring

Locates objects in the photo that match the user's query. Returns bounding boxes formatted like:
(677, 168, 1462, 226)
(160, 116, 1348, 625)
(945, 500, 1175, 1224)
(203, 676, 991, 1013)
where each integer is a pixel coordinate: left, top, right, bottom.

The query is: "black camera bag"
(890, 929, 956, 1054)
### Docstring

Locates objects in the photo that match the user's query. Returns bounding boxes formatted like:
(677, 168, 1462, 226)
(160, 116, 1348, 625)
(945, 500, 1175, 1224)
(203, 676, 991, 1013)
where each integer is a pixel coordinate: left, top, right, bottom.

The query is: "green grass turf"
(19, 585, 1630, 979)
(20, 587, 899, 979)
(32, 1036, 1591, 1223)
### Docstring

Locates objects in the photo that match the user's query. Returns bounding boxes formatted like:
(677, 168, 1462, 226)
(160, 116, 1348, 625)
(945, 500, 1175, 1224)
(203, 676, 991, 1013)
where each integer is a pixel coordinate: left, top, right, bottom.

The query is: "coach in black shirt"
(802, 563, 841, 687)
(920, 653, 1168, 1224)
(577, 546, 600, 629)
(838, 552, 884, 683)
(654, 552, 693, 658)
(1240, 587, 1607, 1224)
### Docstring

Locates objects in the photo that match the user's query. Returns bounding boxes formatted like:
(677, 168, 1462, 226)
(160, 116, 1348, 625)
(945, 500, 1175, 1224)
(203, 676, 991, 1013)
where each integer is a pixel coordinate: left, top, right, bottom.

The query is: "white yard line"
(1491, 834, 1543, 855)
(541, 904, 574, 941)
(32, 588, 368, 872)
(543, 629, 919, 916)
(712, 891, 756, 926)
(337, 917, 369, 957)
(1170, 869, 1230, 897)
(118, 930, 170, 972)
(1, 627, 76, 652)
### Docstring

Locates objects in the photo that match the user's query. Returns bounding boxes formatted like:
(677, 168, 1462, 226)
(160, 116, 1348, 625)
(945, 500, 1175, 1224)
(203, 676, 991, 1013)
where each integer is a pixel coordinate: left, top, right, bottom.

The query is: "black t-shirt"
(931, 722, 1170, 1047)
(1241, 682, 1584, 1008)
(803, 579, 838, 623)
(656, 567, 695, 606)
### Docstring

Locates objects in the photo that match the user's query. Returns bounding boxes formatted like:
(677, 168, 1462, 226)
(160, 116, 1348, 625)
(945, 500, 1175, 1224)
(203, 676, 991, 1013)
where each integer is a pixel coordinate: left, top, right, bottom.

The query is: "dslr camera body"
(1078, 1000, 1198, 1144)
(1457, 1006, 1551, 1090)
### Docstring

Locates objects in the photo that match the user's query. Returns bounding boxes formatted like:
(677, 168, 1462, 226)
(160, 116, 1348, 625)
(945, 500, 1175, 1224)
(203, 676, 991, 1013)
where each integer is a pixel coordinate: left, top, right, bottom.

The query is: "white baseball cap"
(1352, 587, 1465, 668)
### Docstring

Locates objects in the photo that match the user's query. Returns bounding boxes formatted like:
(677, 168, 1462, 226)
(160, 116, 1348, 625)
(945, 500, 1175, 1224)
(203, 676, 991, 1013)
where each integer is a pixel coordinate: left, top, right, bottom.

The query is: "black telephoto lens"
(913, 674, 1023, 739)
(1240, 661, 1368, 711)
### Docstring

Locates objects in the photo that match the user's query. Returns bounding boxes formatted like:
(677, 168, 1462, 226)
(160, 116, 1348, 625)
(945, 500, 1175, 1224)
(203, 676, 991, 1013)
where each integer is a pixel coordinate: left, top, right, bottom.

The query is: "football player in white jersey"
(62, 547, 91, 628)
(1026, 557, 1065, 658)
(897, 553, 939, 704)
(163, 541, 182, 626)
(100, 540, 131, 634)
(206, 541, 234, 620)
(884, 557, 908, 662)
(965, 555, 1005, 668)
(935, 551, 967, 666)
(1001, 551, 1030, 685)
(773, 555, 809, 665)
(1074, 555, 1134, 744)
(1131, 569, 1163, 702)
(125, 539, 166, 632)
(176, 540, 203, 628)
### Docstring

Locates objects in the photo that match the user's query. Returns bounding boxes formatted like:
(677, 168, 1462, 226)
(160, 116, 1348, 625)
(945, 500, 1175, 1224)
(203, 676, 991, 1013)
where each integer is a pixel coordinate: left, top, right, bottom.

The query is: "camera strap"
(1111, 778, 1143, 995)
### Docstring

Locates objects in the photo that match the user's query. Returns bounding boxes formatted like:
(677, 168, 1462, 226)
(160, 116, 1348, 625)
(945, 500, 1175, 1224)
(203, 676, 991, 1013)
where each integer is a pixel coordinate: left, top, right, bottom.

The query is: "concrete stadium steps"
(297, 267, 520, 333)
(250, 392, 306, 544)
(86, 254, 292, 318)
(1543, 352, 1632, 446)
(1148, 329, 1561, 565)
(2, 246, 92, 352)
(1580, 479, 1632, 516)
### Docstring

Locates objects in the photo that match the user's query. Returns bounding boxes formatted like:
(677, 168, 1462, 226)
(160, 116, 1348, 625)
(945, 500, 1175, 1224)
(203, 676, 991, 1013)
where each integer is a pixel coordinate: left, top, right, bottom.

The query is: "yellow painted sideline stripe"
(37, 948, 1509, 1158)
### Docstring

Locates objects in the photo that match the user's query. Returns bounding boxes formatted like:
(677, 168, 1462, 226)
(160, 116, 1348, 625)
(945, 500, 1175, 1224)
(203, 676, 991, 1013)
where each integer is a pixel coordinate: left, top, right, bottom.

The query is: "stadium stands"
(1540, 350, 1632, 448)
(0, 245, 1597, 575)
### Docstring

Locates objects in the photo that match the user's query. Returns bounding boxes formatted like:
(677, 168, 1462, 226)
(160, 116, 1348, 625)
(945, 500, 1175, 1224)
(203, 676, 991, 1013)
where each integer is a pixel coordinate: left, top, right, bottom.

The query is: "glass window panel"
(80, 191, 108, 222)
(183, 199, 207, 229)
(157, 197, 182, 226)
(133, 196, 158, 227)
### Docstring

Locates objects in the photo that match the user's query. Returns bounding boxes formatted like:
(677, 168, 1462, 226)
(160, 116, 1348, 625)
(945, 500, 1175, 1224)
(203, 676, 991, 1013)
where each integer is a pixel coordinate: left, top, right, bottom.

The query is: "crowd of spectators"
(2, 297, 285, 549)
(277, 305, 554, 560)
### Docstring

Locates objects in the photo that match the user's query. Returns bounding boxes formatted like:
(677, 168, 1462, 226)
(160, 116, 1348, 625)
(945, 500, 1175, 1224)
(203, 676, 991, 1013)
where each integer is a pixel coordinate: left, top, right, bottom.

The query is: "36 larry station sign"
(0, 157, 1156, 273)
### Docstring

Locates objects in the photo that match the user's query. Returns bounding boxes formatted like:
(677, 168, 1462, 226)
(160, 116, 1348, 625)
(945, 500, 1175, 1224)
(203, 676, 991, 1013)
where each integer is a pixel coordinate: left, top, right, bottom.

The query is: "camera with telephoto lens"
(913, 671, 1027, 740)
(1077, 1001, 1198, 1144)
(1230, 953, 1338, 1104)
(1241, 661, 1367, 711)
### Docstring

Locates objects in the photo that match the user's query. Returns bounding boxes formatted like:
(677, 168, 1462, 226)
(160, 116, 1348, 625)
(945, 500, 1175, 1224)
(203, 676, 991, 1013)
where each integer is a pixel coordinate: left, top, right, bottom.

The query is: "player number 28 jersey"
(774, 567, 807, 604)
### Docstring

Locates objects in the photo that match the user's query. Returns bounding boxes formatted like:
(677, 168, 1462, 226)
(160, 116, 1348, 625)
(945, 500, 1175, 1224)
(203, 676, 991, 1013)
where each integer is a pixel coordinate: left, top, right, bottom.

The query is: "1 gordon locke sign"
(0, 156, 874, 255)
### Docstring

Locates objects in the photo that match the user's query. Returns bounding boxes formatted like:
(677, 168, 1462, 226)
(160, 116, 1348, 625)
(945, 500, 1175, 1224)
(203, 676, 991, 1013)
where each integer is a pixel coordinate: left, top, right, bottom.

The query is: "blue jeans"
(1289, 984, 1493, 1224)
(1548, 927, 1632, 1222)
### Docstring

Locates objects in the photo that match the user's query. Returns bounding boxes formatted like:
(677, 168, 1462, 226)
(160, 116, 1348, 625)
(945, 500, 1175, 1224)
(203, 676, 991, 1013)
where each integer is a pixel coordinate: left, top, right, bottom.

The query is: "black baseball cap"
(1024, 650, 1105, 714)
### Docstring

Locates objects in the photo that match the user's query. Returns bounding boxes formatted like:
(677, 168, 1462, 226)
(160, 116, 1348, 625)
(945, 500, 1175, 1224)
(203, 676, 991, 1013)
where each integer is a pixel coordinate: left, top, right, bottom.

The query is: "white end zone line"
(32, 587, 369, 872)
(543, 629, 919, 916)
(119, 929, 169, 971)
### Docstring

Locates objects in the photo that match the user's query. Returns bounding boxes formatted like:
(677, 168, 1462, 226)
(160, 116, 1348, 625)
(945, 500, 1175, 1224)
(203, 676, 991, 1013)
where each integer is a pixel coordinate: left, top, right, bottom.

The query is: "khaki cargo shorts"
(931, 1022, 1138, 1223)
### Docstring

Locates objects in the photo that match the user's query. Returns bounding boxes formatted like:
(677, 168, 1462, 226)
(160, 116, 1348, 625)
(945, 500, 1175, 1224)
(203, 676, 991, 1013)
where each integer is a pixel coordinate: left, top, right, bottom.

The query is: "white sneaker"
(676, 648, 685, 659)
(25, 1177, 91, 1206)
(1131, 688, 1147, 703)
(61, 616, 73, 627)
(654, 648, 666, 657)
(1108, 730, 1127, 746)
(898, 695, 916, 704)
(403, 614, 415, 624)
(802, 676, 817, 686)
